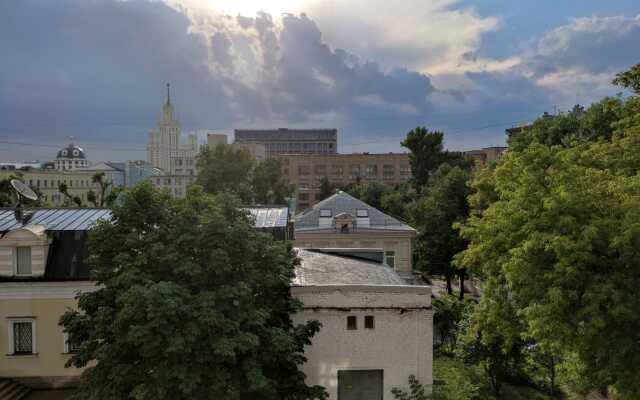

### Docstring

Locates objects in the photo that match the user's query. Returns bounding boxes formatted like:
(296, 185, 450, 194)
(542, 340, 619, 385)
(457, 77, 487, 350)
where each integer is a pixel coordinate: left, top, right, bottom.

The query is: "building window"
(331, 164, 344, 176)
(15, 247, 32, 275)
(314, 164, 327, 176)
(64, 332, 81, 354)
(383, 164, 395, 179)
(298, 165, 311, 176)
(400, 165, 411, 176)
(366, 164, 378, 177)
(320, 209, 332, 217)
(365, 316, 375, 329)
(298, 193, 309, 201)
(8, 319, 36, 355)
(347, 316, 357, 330)
(356, 209, 369, 218)
(385, 250, 396, 268)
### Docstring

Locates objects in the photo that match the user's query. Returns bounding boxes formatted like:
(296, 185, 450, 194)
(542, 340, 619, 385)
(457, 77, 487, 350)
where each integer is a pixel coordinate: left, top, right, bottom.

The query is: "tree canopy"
(196, 144, 291, 205)
(61, 183, 326, 400)
(456, 64, 640, 396)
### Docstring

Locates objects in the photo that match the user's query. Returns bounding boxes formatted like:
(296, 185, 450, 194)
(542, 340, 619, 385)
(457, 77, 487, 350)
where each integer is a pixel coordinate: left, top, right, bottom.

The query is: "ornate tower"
(147, 83, 180, 172)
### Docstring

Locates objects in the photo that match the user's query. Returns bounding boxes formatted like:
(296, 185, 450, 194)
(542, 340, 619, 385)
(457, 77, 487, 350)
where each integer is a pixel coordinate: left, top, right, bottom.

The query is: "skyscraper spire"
(166, 82, 171, 105)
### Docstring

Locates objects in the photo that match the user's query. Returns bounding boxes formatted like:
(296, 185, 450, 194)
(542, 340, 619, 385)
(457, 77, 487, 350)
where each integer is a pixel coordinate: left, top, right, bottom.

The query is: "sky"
(1, 0, 639, 162)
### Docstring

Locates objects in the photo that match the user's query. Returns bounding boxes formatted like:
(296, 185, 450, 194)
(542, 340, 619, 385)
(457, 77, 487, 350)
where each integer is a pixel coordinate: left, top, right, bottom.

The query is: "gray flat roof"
(293, 248, 406, 286)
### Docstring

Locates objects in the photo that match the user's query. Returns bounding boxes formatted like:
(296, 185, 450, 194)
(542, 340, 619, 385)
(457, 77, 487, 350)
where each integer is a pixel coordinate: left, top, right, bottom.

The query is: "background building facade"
(234, 128, 337, 157)
(278, 153, 411, 210)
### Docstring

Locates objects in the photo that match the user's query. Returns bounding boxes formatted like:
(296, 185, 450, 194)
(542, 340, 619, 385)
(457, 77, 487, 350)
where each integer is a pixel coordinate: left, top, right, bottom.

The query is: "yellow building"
(0, 168, 100, 206)
(0, 209, 108, 389)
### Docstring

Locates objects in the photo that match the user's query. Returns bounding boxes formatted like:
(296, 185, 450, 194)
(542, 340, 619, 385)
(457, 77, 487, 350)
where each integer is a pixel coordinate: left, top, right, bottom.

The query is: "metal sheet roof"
(0, 208, 112, 232)
(294, 191, 415, 233)
(243, 207, 289, 228)
(0, 207, 288, 232)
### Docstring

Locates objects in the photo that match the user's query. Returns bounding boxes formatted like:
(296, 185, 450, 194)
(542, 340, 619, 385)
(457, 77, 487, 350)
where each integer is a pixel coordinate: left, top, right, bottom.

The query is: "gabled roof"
(294, 191, 415, 233)
(293, 248, 406, 286)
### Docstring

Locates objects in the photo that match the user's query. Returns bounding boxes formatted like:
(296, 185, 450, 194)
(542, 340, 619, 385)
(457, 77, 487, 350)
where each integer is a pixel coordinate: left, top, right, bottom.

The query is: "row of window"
(6, 319, 79, 356)
(28, 178, 97, 189)
(296, 164, 410, 177)
(264, 142, 335, 154)
(347, 315, 375, 330)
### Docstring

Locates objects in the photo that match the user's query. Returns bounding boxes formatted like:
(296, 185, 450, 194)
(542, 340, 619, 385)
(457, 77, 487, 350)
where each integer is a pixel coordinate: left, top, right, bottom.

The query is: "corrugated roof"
(243, 207, 289, 228)
(0, 208, 112, 232)
(293, 248, 406, 286)
(294, 191, 415, 233)
(0, 207, 288, 232)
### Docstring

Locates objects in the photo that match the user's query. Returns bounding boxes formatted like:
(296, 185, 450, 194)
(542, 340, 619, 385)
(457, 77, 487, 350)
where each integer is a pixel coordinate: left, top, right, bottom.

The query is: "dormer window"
(319, 209, 333, 228)
(73, 150, 79, 156)
(15, 247, 32, 275)
(61, 150, 68, 157)
(356, 209, 370, 228)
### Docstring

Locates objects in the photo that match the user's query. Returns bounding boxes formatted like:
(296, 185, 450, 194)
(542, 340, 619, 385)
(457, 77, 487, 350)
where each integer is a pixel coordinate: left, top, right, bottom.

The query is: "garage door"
(338, 369, 383, 400)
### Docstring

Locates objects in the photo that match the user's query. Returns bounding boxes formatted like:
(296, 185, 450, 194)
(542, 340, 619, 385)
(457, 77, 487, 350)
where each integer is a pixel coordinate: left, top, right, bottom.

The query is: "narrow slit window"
(365, 316, 375, 329)
(385, 251, 396, 269)
(347, 316, 357, 330)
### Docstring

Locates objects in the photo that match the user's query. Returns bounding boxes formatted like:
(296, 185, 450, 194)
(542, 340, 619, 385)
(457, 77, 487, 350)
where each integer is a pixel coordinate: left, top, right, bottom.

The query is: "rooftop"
(295, 191, 416, 233)
(293, 248, 406, 286)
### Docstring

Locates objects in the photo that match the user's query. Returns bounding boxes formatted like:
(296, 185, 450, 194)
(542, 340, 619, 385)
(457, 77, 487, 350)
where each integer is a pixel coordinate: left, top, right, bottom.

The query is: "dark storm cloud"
(0, 0, 442, 161)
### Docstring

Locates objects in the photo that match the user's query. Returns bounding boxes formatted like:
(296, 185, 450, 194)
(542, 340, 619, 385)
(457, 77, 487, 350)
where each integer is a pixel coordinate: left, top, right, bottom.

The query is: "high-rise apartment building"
(234, 128, 337, 157)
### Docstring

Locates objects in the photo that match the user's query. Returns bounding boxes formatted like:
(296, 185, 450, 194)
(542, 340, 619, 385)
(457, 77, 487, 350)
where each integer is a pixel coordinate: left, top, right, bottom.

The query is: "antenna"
(10, 179, 38, 225)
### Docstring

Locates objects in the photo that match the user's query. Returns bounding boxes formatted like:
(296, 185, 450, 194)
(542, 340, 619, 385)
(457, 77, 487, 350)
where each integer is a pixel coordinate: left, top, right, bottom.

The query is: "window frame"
(7, 318, 36, 355)
(347, 315, 357, 330)
(319, 209, 332, 218)
(365, 315, 375, 330)
(63, 332, 81, 354)
(14, 246, 32, 276)
(385, 250, 396, 269)
(356, 209, 369, 218)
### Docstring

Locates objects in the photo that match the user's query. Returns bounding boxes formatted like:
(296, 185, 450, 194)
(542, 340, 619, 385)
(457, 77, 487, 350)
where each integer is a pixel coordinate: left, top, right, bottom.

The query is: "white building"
(54, 143, 89, 170)
(292, 248, 433, 400)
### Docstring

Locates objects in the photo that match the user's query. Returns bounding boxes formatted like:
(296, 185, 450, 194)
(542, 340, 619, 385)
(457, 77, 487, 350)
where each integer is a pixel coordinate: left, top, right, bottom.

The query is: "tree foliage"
(316, 176, 335, 203)
(60, 183, 326, 400)
(87, 172, 117, 207)
(196, 144, 256, 203)
(401, 127, 472, 190)
(0, 175, 48, 207)
(197, 144, 291, 205)
(411, 164, 471, 297)
(343, 182, 414, 221)
(456, 67, 640, 396)
(251, 158, 293, 205)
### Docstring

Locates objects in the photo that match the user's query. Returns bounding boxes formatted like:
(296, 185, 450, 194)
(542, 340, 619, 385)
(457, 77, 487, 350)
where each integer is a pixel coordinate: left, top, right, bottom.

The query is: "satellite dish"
(11, 179, 39, 201)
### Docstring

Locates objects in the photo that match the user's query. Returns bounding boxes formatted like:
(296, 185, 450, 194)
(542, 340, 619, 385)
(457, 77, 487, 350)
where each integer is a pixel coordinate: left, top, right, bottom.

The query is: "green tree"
(60, 183, 327, 400)
(252, 158, 292, 205)
(433, 295, 475, 354)
(612, 63, 640, 94)
(196, 144, 255, 203)
(401, 127, 447, 190)
(401, 127, 472, 191)
(456, 91, 640, 396)
(58, 182, 83, 207)
(316, 176, 335, 203)
(411, 164, 471, 298)
(87, 172, 118, 207)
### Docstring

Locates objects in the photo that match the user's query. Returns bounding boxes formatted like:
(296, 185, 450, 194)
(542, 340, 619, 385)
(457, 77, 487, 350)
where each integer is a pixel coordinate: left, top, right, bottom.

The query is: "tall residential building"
(277, 152, 411, 211)
(147, 84, 198, 174)
(234, 128, 337, 157)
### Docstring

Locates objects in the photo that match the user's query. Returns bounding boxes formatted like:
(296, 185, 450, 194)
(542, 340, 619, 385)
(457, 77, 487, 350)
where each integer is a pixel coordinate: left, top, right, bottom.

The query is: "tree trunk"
(458, 272, 465, 300)
(445, 274, 453, 295)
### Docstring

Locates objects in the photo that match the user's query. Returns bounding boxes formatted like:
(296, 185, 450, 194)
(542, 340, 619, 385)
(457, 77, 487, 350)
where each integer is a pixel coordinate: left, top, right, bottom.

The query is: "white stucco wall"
(292, 285, 433, 400)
